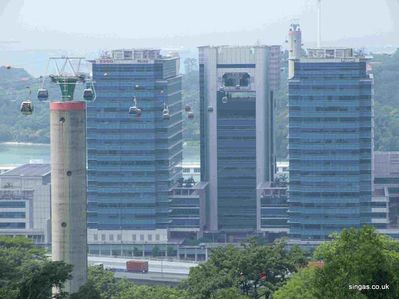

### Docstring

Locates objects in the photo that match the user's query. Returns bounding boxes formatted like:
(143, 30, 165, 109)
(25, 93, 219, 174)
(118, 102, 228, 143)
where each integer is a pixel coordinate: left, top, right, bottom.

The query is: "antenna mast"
(317, 0, 322, 48)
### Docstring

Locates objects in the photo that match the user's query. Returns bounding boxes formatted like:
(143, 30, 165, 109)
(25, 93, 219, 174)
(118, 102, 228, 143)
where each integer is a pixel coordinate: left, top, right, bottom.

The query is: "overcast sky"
(0, 0, 397, 50)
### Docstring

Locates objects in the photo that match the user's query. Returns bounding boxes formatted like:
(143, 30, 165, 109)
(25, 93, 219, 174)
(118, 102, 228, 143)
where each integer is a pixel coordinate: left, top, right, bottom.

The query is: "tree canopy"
(182, 239, 307, 299)
(0, 236, 72, 299)
(274, 226, 399, 299)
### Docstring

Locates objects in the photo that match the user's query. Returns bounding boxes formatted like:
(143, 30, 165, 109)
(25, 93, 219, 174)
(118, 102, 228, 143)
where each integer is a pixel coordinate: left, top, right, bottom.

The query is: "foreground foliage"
(0, 236, 71, 299)
(3, 227, 399, 299)
(274, 227, 399, 299)
(72, 265, 188, 299)
(182, 239, 307, 299)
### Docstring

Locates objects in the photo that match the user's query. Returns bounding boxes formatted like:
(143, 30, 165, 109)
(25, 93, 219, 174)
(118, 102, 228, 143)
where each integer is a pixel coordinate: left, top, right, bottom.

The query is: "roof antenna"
(317, 0, 322, 48)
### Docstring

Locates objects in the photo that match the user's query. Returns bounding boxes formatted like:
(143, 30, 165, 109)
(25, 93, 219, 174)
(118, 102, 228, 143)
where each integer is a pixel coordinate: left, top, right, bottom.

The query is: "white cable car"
(162, 103, 170, 120)
(128, 97, 139, 115)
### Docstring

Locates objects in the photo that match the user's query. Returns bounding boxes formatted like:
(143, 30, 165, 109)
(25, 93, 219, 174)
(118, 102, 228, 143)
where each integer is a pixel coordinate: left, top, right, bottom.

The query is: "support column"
(51, 101, 87, 294)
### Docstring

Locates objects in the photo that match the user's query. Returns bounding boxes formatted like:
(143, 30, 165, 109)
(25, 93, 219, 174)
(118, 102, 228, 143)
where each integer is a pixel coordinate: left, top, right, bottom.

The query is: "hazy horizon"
(0, 0, 398, 75)
(0, 0, 398, 50)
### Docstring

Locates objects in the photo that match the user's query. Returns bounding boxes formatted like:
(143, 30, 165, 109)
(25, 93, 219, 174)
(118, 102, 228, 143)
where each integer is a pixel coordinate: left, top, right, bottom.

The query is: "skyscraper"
(199, 46, 277, 234)
(87, 49, 183, 243)
(288, 48, 374, 242)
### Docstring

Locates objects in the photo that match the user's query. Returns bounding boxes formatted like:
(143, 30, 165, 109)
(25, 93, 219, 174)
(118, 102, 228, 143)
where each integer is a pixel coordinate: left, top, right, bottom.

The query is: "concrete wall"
(50, 101, 87, 294)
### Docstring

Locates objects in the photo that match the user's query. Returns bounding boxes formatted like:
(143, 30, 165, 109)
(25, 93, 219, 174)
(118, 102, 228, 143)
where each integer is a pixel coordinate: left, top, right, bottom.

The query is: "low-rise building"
(0, 164, 51, 244)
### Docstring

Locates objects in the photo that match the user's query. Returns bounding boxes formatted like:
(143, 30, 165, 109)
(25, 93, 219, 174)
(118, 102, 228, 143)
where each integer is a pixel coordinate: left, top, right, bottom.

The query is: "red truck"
(126, 260, 149, 273)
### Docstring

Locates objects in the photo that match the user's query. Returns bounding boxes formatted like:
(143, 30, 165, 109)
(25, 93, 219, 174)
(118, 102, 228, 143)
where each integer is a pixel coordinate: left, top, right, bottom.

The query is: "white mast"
(317, 0, 322, 48)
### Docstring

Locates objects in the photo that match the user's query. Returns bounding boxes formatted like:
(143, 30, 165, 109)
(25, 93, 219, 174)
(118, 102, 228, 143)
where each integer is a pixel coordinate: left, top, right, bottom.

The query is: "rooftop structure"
(305, 48, 358, 60)
(3, 163, 50, 177)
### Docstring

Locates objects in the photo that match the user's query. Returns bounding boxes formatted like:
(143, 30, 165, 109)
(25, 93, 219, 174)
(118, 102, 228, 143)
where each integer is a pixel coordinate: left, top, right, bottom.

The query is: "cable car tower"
(30, 56, 94, 295)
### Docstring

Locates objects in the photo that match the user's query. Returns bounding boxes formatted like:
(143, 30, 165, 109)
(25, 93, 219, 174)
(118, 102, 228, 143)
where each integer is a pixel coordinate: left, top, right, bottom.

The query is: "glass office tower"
(199, 46, 277, 234)
(87, 49, 182, 242)
(288, 48, 374, 242)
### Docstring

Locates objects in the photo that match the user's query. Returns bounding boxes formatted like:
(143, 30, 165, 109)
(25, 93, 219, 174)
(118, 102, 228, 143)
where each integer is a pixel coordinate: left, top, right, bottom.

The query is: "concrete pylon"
(50, 101, 87, 294)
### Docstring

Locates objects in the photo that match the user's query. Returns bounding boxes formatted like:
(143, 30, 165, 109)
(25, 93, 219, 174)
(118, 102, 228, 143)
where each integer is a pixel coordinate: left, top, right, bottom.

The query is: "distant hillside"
(0, 51, 398, 155)
(372, 50, 399, 151)
(0, 66, 80, 143)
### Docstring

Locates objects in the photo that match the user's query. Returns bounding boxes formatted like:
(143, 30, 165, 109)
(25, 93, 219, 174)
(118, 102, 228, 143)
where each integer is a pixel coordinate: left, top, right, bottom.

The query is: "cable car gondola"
(20, 101, 34, 115)
(128, 97, 139, 115)
(185, 105, 191, 112)
(128, 106, 138, 115)
(187, 111, 194, 120)
(83, 88, 94, 101)
(37, 88, 49, 102)
(162, 104, 170, 120)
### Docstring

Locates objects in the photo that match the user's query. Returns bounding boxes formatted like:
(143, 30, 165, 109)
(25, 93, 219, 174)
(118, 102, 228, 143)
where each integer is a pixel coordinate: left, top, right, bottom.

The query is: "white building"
(0, 164, 51, 244)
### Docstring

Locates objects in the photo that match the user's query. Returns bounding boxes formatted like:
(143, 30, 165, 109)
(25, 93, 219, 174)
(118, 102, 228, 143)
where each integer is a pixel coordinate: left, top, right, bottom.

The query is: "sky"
(0, 0, 397, 50)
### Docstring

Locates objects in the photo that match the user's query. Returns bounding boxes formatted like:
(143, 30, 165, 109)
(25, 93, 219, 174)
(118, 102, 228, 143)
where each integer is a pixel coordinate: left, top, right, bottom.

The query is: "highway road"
(88, 256, 198, 275)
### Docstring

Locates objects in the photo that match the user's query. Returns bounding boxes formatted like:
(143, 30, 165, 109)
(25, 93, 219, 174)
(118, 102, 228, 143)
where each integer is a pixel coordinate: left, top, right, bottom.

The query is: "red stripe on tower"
(50, 101, 86, 111)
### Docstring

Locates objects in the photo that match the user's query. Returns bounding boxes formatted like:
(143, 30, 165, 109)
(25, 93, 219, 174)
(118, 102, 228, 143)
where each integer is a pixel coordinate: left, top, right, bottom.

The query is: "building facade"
(0, 164, 51, 244)
(374, 152, 399, 230)
(199, 46, 276, 234)
(288, 48, 374, 242)
(87, 49, 183, 242)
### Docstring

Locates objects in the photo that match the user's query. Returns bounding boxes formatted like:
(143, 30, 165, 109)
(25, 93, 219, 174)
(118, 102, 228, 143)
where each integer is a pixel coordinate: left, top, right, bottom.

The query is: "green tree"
(77, 265, 187, 299)
(70, 281, 101, 299)
(119, 284, 188, 299)
(211, 287, 249, 299)
(275, 227, 399, 299)
(0, 236, 72, 299)
(183, 239, 307, 299)
(85, 265, 122, 299)
(313, 226, 399, 298)
(152, 245, 161, 257)
(273, 267, 318, 299)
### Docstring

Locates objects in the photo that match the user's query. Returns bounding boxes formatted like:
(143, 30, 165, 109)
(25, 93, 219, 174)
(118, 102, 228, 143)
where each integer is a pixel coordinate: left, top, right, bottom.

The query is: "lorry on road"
(126, 260, 149, 273)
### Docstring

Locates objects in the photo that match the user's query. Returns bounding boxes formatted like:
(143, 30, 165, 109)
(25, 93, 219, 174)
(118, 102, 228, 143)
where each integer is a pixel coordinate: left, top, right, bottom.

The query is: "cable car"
(129, 97, 139, 115)
(20, 101, 34, 115)
(83, 88, 94, 101)
(207, 106, 214, 112)
(136, 108, 142, 118)
(37, 88, 48, 102)
(162, 106, 170, 120)
(128, 106, 138, 115)
(187, 111, 194, 119)
(185, 105, 191, 112)
(222, 96, 228, 104)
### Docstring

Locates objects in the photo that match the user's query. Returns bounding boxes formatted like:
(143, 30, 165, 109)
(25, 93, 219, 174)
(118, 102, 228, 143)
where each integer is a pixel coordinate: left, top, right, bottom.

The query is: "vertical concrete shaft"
(50, 101, 87, 294)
